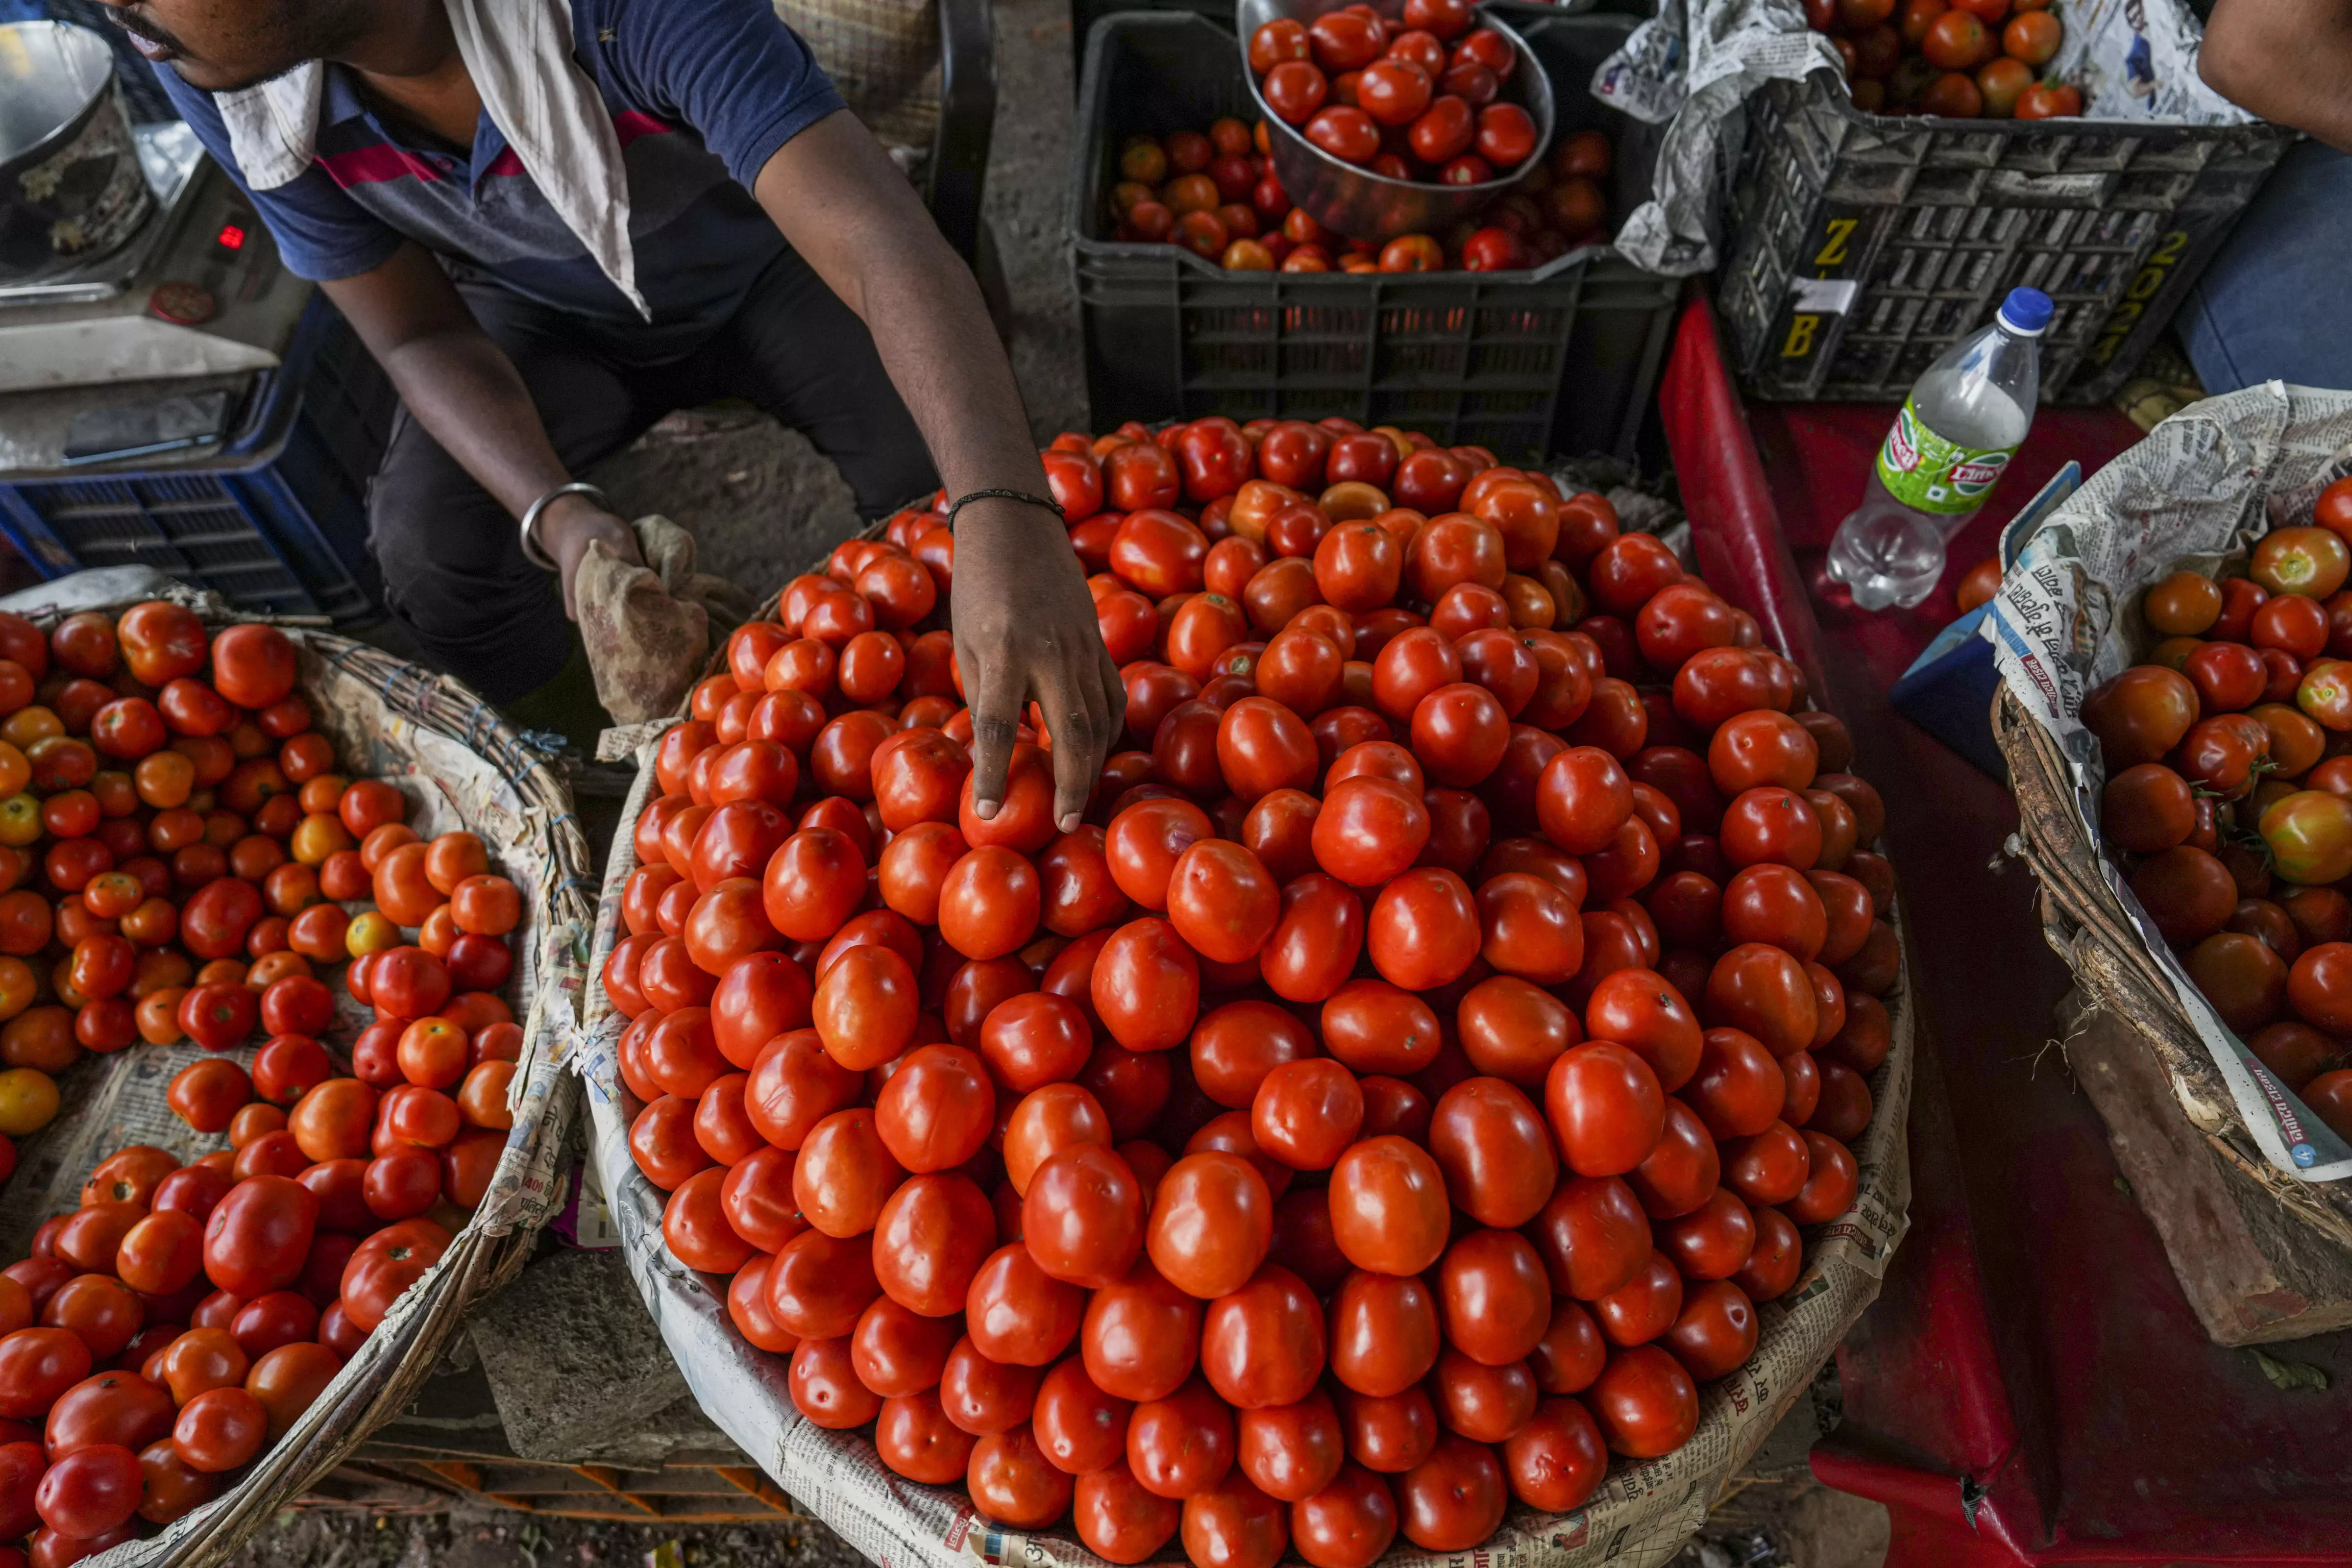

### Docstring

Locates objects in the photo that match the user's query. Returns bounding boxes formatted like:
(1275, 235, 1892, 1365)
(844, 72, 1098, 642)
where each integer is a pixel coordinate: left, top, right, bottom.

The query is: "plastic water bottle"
(1824, 287, 2052, 611)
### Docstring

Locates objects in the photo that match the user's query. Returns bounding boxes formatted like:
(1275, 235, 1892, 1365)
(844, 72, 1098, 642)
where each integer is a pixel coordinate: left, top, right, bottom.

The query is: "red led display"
(216, 222, 246, 251)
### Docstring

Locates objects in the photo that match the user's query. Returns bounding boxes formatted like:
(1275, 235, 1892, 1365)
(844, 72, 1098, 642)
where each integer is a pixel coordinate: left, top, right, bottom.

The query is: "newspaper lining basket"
(0, 569, 593, 1568)
(570, 494, 1916, 1566)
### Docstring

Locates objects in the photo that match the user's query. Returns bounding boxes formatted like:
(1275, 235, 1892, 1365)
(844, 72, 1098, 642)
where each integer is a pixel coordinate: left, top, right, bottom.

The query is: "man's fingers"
(1098, 643, 1128, 750)
(1040, 659, 1101, 834)
(964, 641, 1025, 819)
(1084, 653, 1122, 774)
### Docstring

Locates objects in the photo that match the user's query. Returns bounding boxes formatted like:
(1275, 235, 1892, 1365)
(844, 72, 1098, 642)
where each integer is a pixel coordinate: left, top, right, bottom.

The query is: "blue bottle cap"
(1998, 287, 2054, 337)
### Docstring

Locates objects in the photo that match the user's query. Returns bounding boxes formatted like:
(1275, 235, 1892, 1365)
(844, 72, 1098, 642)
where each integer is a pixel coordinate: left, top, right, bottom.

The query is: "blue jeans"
(2180, 139, 2352, 394)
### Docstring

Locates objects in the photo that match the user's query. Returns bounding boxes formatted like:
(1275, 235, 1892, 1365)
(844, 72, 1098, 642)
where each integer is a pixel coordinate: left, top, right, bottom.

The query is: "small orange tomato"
(289, 813, 352, 866)
(397, 1017, 469, 1090)
(456, 1060, 515, 1130)
(450, 875, 521, 937)
(423, 832, 488, 896)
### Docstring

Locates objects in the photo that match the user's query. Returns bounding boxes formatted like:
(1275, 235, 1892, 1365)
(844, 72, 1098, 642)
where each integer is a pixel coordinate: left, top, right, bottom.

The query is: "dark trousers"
(367, 245, 939, 703)
(2180, 140, 2352, 397)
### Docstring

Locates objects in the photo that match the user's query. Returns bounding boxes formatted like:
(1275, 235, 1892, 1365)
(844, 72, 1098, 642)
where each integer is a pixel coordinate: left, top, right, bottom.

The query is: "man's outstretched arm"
(2201, 0, 2352, 148)
(321, 243, 642, 614)
(754, 111, 1124, 834)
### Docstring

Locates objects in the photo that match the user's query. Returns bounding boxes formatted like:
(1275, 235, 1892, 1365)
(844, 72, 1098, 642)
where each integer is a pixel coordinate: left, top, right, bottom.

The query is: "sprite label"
(1874, 397, 2017, 516)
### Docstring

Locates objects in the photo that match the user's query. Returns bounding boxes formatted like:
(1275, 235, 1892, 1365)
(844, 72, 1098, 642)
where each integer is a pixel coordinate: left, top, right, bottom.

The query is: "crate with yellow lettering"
(1714, 70, 2290, 405)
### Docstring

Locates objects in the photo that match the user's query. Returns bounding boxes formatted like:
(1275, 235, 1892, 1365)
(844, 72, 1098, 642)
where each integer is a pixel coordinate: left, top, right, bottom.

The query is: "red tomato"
(1146, 1152, 1274, 1299)
(1312, 777, 1430, 887)
(337, 1218, 450, 1332)
(1091, 919, 1202, 1053)
(209, 625, 298, 710)
(1262, 875, 1366, 1003)
(200, 1176, 318, 1300)
(1425, 1078, 1557, 1228)
(1366, 868, 1480, 991)
(1167, 841, 1281, 966)
(1218, 698, 1320, 801)
(1544, 1042, 1665, 1176)
(1586, 1345, 1697, 1457)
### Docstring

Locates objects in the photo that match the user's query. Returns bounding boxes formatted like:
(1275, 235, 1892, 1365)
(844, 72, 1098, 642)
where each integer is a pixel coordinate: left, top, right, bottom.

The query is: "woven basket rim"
(0, 586, 595, 1568)
(573, 528, 1920, 1568)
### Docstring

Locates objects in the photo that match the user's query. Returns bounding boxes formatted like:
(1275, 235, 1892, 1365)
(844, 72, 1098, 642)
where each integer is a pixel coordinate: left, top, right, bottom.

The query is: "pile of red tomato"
(600, 415, 1897, 1568)
(1108, 119, 1612, 274)
(1806, 0, 2081, 118)
(2085, 478, 2352, 1140)
(1248, 2, 1542, 186)
(0, 605, 529, 1561)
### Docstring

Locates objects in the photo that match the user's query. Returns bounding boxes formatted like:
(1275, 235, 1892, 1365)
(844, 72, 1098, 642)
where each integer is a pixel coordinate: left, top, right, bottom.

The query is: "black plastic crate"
(0, 294, 394, 619)
(1071, 10, 1679, 462)
(1717, 69, 2291, 404)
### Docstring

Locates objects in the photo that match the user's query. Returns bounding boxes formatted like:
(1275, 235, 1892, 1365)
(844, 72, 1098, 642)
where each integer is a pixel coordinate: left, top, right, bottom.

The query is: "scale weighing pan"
(0, 22, 315, 399)
(0, 20, 153, 280)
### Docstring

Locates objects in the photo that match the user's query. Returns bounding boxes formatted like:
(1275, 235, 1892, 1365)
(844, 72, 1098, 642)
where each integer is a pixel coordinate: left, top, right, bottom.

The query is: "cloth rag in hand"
(575, 516, 757, 724)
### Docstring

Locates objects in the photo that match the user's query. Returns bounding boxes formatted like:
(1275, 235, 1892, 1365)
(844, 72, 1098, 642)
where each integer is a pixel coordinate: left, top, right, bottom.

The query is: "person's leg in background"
(2180, 139, 2352, 394)
(708, 245, 944, 522)
(365, 286, 679, 711)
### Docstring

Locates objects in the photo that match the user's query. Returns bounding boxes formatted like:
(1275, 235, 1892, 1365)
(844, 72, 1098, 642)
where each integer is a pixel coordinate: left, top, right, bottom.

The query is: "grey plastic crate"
(1070, 9, 1679, 462)
(1717, 71, 2291, 404)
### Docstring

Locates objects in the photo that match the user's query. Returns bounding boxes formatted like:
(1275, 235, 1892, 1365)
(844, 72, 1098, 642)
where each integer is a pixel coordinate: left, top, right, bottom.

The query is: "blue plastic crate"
(0, 294, 394, 621)
(1888, 461, 2083, 780)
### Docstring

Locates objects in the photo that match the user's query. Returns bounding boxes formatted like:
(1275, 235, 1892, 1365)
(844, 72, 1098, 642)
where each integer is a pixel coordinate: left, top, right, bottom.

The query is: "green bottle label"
(1874, 397, 2018, 515)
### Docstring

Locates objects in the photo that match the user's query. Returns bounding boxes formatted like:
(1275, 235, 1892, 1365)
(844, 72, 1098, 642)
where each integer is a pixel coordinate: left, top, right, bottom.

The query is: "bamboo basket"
(0, 570, 593, 1566)
(1997, 687, 2352, 1341)
(565, 526, 1915, 1568)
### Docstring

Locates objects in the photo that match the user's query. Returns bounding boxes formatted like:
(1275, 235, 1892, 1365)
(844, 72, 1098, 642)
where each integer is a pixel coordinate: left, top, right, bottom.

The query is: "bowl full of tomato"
(1240, 0, 1555, 242)
(578, 417, 1919, 1568)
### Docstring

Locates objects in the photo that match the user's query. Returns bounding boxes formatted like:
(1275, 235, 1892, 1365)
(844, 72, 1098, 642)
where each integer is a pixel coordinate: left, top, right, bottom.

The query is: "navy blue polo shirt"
(152, 0, 846, 356)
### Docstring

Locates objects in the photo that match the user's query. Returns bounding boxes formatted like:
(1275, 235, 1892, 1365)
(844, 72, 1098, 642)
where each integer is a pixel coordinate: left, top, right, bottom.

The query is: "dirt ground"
(220, 1479, 1886, 1568)
(228, 0, 1898, 1561)
(222, 1506, 870, 1568)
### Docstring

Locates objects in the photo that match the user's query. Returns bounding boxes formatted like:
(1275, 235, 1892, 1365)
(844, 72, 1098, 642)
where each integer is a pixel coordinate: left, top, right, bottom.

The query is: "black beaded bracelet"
(944, 488, 1065, 533)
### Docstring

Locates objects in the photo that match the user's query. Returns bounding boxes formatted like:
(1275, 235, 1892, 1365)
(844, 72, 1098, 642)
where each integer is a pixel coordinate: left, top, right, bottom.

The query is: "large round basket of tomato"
(579, 423, 1913, 1568)
(1985, 384, 2352, 1341)
(0, 571, 591, 1564)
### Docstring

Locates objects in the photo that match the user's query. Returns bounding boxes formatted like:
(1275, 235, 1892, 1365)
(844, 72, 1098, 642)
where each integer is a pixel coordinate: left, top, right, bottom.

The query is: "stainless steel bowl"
(0, 21, 152, 280)
(1237, 0, 1555, 244)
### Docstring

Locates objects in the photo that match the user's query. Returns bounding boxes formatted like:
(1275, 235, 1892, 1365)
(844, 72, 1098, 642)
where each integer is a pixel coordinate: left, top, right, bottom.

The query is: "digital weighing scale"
(0, 23, 385, 617)
(0, 113, 323, 477)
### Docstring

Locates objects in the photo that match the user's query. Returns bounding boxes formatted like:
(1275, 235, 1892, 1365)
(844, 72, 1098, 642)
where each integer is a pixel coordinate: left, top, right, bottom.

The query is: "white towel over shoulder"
(210, 0, 646, 317)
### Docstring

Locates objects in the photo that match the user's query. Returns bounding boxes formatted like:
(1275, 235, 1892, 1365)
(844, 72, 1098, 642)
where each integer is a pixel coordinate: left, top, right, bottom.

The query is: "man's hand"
(952, 500, 1125, 834)
(538, 494, 644, 620)
(750, 121, 1122, 828)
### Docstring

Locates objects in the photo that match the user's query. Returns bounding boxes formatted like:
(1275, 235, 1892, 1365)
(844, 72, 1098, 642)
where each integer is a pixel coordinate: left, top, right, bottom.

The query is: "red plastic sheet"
(1660, 294, 2352, 1567)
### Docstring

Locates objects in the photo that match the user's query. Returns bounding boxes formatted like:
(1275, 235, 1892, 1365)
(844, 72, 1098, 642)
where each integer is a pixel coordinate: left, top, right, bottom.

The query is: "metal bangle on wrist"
(518, 481, 613, 572)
